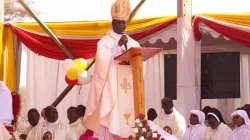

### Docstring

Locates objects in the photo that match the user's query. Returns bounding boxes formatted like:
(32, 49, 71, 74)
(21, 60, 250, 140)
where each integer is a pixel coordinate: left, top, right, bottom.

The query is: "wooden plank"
(131, 55, 145, 117)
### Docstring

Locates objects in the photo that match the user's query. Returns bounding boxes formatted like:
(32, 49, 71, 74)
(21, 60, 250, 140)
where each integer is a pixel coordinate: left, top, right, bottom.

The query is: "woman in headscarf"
(0, 81, 14, 125)
(204, 108, 232, 140)
(229, 110, 250, 140)
(182, 110, 206, 140)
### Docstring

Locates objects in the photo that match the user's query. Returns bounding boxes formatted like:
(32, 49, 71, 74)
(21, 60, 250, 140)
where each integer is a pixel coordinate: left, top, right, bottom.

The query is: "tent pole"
(17, 0, 75, 59)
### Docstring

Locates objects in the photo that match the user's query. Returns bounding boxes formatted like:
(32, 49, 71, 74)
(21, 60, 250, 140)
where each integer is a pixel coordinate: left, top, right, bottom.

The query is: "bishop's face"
(112, 19, 127, 34)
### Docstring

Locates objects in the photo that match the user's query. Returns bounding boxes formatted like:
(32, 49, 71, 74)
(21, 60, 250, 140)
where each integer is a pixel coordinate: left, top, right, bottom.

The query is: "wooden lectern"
(115, 47, 162, 118)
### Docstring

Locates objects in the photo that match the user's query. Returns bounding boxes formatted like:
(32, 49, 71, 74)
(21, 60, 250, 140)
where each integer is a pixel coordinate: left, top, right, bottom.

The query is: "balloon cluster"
(62, 58, 91, 86)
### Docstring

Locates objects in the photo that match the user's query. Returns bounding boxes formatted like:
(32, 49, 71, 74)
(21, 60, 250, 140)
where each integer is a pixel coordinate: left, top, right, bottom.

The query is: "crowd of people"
(1, 82, 250, 140)
(146, 98, 250, 140)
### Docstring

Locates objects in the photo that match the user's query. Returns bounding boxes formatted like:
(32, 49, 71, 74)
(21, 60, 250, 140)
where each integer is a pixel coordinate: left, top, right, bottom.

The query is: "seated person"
(243, 104, 250, 119)
(202, 106, 211, 126)
(229, 110, 250, 140)
(147, 108, 158, 121)
(0, 122, 14, 140)
(19, 108, 40, 140)
(154, 97, 186, 140)
(204, 108, 232, 140)
(77, 105, 86, 121)
(67, 106, 86, 139)
(0, 81, 14, 125)
(26, 106, 76, 140)
(182, 110, 206, 140)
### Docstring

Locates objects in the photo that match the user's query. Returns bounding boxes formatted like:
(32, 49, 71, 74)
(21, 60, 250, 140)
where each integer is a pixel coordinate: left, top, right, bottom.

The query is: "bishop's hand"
(118, 35, 128, 46)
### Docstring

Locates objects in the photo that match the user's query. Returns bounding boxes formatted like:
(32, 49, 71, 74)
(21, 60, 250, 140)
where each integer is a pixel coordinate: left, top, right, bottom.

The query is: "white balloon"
(62, 59, 75, 71)
(78, 71, 91, 85)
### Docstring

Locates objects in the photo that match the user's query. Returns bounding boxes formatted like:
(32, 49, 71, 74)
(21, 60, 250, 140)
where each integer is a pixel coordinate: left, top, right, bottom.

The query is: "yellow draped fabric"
(0, 23, 4, 81)
(198, 13, 250, 27)
(0, 27, 17, 91)
(13, 16, 177, 36)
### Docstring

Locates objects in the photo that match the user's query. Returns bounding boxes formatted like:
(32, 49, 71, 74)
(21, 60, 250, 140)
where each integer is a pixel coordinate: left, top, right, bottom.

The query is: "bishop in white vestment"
(154, 97, 186, 140)
(229, 110, 250, 140)
(26, 106, 76, 140)
(83, 0, 141, 139)
(182, 110, 206, 140)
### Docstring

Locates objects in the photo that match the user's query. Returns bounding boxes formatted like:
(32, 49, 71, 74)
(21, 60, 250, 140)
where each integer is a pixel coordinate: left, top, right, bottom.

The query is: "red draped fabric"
(193, 16, 250, 48)
(6, 18, 176, 60)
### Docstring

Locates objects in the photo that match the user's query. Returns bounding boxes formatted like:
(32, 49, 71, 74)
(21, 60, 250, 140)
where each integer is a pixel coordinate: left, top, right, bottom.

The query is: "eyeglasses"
(67, 113, 78, 116)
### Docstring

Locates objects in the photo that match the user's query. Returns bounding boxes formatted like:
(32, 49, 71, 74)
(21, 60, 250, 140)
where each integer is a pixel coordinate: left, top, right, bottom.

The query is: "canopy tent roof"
(20, 0, 250, 22)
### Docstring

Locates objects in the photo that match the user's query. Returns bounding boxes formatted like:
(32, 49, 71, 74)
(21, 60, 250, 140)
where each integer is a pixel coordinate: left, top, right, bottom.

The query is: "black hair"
(28, 108, 39, 116)
(67, 106, 78, 113)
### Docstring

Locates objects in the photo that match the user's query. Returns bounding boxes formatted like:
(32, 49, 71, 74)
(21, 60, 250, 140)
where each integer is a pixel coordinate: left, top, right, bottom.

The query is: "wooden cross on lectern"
(17, 0, 147, 107)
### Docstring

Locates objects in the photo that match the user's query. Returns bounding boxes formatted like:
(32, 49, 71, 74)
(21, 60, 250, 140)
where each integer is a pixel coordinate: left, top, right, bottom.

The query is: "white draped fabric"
(176, 17, 201, 123)
(20, 43, 250, 126)
(22, 44, 91, 122)
(144, 51, 165, 114)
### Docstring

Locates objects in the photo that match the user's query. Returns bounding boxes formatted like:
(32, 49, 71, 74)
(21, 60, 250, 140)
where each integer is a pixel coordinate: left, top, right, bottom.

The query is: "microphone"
(122, 32, 128, 51)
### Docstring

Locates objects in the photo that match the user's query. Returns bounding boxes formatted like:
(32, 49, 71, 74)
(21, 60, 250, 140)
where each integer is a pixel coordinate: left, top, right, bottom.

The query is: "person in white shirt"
(19, 108, 40, 140)
(67, 106, 86, 139)
(154, 97, 186, 140)
(0, 81, 14, 125)
(229, 110, 250, 140)
(26, 106, 76, 140)
(204, 108, 232, 140)
(182, 110, 206, 140)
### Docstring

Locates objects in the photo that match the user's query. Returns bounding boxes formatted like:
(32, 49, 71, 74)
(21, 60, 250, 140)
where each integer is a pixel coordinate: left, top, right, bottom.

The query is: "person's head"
(67, 106, 79, 124)
(202, 106, 211, 116)
(28, 108, 40, 127)
(112, 20, 127, 34)
(147, 108, 158, 121)
(111, 0, 131, 34)
(41, 108, 46, 120)
(207, 108, 225, 129)
(44, 106, 58, 123)
(189, 110, 205, 126)
(243, 104, 250, 118)
(231, 110, 249, 127)
(77, 105, 86, 118)
(236, 107, 243, 110)
(161, 97, 174, 114)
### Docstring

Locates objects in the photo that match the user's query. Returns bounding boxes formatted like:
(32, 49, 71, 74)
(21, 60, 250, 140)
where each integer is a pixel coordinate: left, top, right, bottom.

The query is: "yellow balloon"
(74, 59, 88, 72)
(66, 68, 79, 80)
